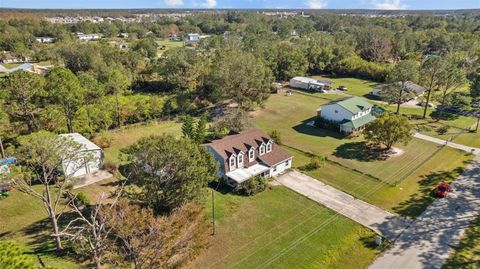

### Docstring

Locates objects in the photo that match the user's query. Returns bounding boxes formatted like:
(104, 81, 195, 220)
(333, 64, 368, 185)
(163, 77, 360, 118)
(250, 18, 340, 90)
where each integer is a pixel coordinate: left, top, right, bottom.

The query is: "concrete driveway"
(369, 156, 480, 269)
(276, 170, 410, 241)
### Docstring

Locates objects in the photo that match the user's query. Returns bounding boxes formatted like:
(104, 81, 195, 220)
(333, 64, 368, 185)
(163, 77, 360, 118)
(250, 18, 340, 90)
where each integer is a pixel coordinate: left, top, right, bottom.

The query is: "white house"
(206, 129, 293, 187)
(35, 37, 55, 43)
(60, 133, 103, 178)
(317, 96, 376, 133)
(289, 76, 332, 92)
(77, 33, 101, 41)
(187, 33, 200, 41)
(372, 81, 426, 101)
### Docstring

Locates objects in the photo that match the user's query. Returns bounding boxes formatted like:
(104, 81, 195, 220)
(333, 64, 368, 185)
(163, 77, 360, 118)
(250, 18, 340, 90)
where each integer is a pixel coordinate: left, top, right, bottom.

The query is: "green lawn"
(443, 216, 480, 269)
(253, 93, 474, 217)
(156, 39, 184, 54)
(99, 120, 182, 164)
(254, 93, 450, 183)
(194, 186, 380, 269)
(311, 75, 380, 97)
(0, 186, 81, 269)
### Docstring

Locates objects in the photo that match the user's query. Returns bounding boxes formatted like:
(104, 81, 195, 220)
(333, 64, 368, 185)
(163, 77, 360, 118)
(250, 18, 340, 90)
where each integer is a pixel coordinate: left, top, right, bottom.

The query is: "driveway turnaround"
(370, 156, 480, 269)
(276, 170, 410, 241)
(414, 132, 480, 154)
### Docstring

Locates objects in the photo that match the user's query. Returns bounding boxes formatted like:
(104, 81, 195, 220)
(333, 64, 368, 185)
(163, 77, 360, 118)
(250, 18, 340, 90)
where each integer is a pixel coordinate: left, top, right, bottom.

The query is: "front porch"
(225, 163, 270, 186)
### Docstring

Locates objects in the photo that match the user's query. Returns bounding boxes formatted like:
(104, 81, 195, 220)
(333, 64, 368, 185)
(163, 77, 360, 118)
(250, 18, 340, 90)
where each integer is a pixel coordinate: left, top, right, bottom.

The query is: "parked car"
(434, 183, 451, 198)
(472, 102, 480, 108)
(338, 86, 348, 91)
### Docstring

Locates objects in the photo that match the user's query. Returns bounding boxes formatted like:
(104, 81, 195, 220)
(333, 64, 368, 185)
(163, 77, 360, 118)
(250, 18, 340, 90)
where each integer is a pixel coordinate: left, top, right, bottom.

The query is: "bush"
(75, 192, 91, 206)
(92, 132, 113, 149)
(437, 125, 449, 135)
(269, 129, 282, 145)
(303, 155, 325, 171)
(0, 241, 37, 269)
(236, 176, 267, 196)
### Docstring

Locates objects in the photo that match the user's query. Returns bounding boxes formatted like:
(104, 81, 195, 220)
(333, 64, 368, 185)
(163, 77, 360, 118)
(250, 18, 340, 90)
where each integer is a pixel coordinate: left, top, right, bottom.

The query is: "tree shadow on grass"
(430, 111, 460, 121)
(292, 117, 345, 140)
(392, 167, 464, 218)
(333, 142, 391, 162)
(21, 211, 84, 259)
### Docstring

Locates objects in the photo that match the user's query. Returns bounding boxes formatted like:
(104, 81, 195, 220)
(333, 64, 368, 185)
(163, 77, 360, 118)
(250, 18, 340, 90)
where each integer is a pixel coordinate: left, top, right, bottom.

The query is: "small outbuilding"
(289, 76, 332, 92)
(60, 133, 103, 178)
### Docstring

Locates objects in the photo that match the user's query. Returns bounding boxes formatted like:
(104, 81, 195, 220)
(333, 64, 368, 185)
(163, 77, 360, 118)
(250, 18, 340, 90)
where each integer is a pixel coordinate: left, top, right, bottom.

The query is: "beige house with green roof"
(317, 96, 376, 133)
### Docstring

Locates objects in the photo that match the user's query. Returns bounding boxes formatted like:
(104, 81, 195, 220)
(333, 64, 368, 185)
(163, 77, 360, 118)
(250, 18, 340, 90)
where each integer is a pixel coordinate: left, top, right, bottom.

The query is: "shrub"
(93, 132, 113, 149)
(75, 192, 91, 206)
(304, 155, 325, 170)
(236, 176, 267, 196)
(437, 125, 449, 135)
(0, 241, 37, 269)
(269, 130, 282, 145)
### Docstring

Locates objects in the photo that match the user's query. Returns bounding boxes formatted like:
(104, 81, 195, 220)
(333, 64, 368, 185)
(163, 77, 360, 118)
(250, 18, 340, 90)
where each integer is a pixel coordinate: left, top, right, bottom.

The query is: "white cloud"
(305, 0, 327, 9)
(164, 0, 183, 6)
(373, 0, 407, 10)
(201, 0, 217, 8)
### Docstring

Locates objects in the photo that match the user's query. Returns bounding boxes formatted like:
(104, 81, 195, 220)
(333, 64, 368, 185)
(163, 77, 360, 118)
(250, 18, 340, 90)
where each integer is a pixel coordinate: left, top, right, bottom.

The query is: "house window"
(237, 153, 244, 167)
(266, 141, 272, 153)
(259, 145, 265, 156)
(285, 160, 290, 166)
(249, 148, 255, 162)
(229, 156, 236, 171)
(273, 166, 277, 172)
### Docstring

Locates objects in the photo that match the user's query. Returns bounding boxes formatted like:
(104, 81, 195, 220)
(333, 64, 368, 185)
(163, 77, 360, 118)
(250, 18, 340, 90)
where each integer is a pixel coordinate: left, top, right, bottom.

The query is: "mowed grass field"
(254, 92, 474, 216)
(254, 93, 448, 182)
(100, 120, 182, 164)
(311, 75, 380, 97)
(193, 187, 379, 269)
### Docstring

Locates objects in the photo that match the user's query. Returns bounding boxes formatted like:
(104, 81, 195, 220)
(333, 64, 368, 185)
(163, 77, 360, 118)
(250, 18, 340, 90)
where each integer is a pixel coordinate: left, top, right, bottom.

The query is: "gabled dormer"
(228, 153, 236, 171)
(259, 143, 266, 156)
(237, 151, 244, 168)
(266, 140, 273, 153)
(248, 147, 255, 162)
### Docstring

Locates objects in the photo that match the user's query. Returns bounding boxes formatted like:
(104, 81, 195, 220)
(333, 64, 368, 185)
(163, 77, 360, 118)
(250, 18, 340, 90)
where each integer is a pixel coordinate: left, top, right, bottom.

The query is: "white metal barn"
(60, 133, 103, 178)
(289, 77, 331, 92)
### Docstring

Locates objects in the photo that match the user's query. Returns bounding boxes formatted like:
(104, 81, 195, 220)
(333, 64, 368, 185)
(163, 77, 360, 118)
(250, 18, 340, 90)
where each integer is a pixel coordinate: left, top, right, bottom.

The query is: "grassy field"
(443, 216, 480, 269)
(193, 186, 380, 269)
(254, 93, 452, 182)
(156, 39, 184, 54)
(0, 186, 81, 268)
(311, 75, 380, 97)
(100, 120, 182, 164)
(254, 92, 474, 216)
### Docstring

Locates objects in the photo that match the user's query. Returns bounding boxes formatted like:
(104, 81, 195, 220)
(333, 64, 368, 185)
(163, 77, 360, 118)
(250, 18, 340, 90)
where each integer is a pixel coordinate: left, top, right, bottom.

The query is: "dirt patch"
(389, 147, 405, 157)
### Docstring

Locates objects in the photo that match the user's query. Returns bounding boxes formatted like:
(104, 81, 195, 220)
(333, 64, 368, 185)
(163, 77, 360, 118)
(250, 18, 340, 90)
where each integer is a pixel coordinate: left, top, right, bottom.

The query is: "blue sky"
(1, 0, 479, 10)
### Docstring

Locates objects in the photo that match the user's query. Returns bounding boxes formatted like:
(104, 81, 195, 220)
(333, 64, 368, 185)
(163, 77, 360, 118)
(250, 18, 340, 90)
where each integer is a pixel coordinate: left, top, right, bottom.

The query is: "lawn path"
(413, 132, 480, 154)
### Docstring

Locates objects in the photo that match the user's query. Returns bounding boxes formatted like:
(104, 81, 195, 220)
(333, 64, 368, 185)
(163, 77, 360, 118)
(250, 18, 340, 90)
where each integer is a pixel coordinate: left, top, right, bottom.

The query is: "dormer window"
(229, 156, 236, 171)
(249, 148, 255, 162)
(237, 152, 244, 167)
(259, 144, 266, 156)
(266, 141, 272, 153)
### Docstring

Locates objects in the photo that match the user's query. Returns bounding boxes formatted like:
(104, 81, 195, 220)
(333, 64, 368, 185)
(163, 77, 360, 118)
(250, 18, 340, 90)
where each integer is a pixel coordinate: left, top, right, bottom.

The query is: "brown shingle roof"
(206, 128, 292, 170)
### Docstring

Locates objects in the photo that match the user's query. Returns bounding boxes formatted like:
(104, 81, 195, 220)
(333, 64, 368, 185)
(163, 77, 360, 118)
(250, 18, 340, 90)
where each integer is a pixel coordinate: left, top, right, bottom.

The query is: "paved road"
(276, 170, 410, 241)
(370, 156, 480, 269)
(414, 132, 480, 154)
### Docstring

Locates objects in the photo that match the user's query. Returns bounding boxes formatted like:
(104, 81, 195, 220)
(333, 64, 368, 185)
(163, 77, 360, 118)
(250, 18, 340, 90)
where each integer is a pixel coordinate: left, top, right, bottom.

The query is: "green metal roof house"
(317, 96, 376, 133)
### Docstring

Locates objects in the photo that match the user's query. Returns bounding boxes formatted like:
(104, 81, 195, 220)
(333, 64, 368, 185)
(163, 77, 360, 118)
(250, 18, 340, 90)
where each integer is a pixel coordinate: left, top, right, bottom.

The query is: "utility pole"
(211, 189, 215, 235)
(476, 115, 479, 132)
